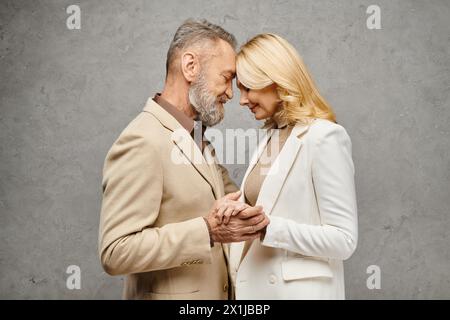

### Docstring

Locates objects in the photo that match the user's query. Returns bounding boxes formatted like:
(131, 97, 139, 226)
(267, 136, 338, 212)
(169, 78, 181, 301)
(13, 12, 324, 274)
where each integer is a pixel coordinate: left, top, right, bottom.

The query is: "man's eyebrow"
(222, 70, 236, 78)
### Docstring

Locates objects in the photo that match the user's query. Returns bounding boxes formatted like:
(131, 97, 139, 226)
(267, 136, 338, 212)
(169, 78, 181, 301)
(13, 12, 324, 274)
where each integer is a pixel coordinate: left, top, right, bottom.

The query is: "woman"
(222, 33, 358, 299)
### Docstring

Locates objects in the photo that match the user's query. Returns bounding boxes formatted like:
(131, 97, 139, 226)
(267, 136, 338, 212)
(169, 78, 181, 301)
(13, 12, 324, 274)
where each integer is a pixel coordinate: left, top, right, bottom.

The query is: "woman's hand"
(215, 199, 250, 224)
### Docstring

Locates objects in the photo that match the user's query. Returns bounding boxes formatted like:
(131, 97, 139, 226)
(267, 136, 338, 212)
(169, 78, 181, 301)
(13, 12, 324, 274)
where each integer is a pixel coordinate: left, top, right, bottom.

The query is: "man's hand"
(204, 191, 270, 243)
(212, 190, 250, 224)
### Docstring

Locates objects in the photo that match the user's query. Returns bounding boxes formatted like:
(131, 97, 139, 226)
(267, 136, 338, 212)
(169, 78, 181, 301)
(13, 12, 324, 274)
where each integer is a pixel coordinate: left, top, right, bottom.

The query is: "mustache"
(217, 96, 228, 104)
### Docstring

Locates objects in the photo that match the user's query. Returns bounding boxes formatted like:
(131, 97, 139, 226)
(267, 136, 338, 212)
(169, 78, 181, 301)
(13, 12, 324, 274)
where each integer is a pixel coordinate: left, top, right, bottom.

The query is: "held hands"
(204, 190, 269, 243)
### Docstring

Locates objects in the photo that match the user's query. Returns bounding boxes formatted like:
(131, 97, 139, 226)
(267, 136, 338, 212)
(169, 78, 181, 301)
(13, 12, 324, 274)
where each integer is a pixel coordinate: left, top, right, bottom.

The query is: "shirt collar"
(153, 93, 208, 148)
(153, 93, 195, 132)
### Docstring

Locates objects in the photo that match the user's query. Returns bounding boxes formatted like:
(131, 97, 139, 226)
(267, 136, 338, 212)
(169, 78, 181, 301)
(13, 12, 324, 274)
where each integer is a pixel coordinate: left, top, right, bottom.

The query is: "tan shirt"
(244, 121, 294, 206)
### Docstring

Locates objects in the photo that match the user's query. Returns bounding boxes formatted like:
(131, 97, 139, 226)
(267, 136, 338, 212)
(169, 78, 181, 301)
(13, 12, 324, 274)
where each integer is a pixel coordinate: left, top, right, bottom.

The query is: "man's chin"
(207, 117, 224, 127)
(209, 113, 225, 127)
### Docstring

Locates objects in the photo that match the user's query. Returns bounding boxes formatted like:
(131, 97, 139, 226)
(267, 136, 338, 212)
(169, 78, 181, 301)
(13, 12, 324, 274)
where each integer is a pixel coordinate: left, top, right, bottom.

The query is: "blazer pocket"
(281, 258, 333, 281)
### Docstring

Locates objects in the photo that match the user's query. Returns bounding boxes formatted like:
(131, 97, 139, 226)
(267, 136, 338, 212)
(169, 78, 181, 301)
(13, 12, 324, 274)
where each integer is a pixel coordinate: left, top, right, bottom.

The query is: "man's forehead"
(202, 39, 235, 76)
(215, 40, 236, 69)
(214, 55, 235, 77)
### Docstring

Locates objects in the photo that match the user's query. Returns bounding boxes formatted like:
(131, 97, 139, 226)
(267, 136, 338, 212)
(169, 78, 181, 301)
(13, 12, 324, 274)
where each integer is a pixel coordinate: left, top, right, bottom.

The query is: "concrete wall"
(1, 0, 449, 299)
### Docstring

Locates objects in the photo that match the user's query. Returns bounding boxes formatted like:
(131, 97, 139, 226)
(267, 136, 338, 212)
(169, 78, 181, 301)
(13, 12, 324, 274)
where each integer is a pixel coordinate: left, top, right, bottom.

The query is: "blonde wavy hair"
(236, 33, 336, 128)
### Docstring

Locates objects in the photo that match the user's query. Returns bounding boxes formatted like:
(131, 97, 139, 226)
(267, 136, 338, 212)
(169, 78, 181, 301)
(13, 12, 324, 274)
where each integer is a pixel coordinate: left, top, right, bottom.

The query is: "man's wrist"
(203, 217, 215, 247)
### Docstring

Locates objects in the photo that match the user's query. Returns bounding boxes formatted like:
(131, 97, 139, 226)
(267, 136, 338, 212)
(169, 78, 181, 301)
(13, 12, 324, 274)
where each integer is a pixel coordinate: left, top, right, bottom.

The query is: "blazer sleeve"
(99, 133, 212, 276)
(262, 125, 358, 260)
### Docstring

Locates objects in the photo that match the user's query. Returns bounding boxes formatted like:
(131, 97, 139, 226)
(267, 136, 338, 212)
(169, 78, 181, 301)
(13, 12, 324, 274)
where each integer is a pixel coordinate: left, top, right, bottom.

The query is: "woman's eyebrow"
(236, 81, 246, 89)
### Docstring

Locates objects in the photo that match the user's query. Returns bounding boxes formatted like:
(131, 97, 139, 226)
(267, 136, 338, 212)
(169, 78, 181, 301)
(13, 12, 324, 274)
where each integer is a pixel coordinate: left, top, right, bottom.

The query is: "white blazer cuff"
(261, 216, 288, 249)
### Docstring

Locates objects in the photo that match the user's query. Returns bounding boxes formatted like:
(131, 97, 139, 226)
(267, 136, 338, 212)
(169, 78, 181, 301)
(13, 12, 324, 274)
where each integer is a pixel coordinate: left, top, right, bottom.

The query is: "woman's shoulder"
(303, 118, 351, 143)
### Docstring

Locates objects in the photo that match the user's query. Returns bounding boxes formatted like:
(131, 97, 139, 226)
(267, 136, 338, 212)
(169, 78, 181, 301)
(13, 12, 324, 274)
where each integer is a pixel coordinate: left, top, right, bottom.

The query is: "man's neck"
(160, 80, 197, 119)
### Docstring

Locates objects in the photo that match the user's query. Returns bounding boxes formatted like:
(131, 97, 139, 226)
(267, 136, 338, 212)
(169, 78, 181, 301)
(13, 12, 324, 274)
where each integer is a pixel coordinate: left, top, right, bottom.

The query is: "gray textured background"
(1, 0, 449, 299)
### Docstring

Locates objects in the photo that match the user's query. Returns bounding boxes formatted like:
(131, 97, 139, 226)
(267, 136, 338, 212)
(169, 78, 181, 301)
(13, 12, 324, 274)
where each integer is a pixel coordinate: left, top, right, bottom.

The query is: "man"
(99, 19, 269, 300)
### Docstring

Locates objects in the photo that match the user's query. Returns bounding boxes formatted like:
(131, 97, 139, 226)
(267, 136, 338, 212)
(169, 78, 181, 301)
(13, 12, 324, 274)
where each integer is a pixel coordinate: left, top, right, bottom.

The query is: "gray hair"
(166, 19, 237, 74)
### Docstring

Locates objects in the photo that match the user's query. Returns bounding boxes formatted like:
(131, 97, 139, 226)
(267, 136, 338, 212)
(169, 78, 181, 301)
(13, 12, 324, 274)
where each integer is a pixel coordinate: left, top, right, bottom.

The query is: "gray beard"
(189, 72, 224, 127)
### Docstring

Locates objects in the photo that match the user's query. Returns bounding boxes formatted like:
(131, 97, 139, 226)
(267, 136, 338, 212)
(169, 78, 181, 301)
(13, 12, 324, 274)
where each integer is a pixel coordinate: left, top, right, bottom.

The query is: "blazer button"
(269, 274, 277, 284)
(223, 283, 228, 292)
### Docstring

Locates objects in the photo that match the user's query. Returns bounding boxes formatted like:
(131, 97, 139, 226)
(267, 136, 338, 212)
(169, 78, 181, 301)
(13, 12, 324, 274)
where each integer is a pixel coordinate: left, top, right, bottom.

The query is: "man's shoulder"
(127, 110, 164, 135)
(111, 110, 171, 150)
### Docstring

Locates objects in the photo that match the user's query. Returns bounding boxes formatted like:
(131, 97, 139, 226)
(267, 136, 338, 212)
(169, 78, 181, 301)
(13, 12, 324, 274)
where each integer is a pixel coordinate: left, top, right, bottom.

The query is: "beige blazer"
(99, 97, 238, 299)
(230, 119, 358, 299)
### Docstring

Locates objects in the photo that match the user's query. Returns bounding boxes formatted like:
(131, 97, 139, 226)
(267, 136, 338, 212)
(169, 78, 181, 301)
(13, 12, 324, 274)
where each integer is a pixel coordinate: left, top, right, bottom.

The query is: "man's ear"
(180, 51, 199, 83)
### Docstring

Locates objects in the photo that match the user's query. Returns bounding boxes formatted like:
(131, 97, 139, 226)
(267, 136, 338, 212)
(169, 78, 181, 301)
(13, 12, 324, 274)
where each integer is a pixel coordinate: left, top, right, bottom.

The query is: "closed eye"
(240, 84, 250, 92)
(223, 75, 232, 83)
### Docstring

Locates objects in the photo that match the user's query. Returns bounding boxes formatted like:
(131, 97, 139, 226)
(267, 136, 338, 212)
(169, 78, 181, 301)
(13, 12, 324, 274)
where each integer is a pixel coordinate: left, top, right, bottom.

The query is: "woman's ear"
(180, 51, 199, 83)
(274, 85, 284, 104)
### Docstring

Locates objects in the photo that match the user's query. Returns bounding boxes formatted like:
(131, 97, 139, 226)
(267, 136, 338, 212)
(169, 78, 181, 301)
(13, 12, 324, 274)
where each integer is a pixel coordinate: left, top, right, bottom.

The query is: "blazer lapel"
(255, 123, 310, 216)
(143, 98, 219, 199)
(203, 142, 223, 199)
(238, 122, 312, 266)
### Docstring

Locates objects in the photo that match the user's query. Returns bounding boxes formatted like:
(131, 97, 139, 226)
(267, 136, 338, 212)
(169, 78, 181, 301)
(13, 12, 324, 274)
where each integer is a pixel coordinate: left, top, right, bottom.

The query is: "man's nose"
(225, 85, 233, 100)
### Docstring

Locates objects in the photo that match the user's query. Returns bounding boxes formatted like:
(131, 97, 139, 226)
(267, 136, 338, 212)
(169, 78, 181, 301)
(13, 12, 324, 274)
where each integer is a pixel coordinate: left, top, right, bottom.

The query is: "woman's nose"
(239, 95, 249, 106)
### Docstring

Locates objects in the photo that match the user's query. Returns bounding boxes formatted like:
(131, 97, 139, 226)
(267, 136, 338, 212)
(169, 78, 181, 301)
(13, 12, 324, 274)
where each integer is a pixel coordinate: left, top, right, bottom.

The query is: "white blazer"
(230, 118, 358, 299)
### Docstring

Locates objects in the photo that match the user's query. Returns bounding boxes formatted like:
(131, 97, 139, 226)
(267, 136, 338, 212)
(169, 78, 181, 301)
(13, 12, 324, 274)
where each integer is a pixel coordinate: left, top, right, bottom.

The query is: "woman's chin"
(254, 113, 267, 121)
